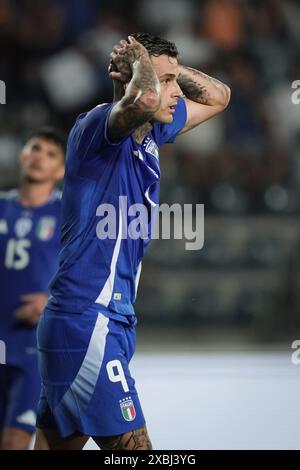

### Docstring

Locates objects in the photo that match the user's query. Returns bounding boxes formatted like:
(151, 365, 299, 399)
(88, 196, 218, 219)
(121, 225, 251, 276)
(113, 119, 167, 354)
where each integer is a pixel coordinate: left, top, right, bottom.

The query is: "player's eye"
(31, 144, 41, 151)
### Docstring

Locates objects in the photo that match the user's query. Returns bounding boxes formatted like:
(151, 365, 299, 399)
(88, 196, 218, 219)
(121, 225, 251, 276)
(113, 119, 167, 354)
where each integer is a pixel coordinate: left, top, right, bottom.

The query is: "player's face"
(20, 137, 64, 184)
(150, 55, 182, 124)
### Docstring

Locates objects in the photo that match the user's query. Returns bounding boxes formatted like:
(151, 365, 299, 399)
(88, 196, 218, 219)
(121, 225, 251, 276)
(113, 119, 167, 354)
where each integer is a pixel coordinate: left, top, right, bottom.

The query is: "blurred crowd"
(1, 0, 300, 334)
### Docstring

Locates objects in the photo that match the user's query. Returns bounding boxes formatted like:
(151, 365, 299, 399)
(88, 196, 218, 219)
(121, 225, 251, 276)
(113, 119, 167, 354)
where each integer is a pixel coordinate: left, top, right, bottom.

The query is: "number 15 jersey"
(0, 190, 61, 364)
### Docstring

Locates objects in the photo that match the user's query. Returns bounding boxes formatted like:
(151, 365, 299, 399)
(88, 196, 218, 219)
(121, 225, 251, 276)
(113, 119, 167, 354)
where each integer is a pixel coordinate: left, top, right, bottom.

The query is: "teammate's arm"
(107, 36, 161, 142)
(177, 65, 231, 133)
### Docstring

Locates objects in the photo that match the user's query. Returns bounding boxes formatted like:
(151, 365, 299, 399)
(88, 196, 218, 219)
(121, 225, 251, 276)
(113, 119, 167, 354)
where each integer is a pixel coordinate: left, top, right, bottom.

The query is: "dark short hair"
(131, 32, 179, 58)
(25, 127, 66, 155)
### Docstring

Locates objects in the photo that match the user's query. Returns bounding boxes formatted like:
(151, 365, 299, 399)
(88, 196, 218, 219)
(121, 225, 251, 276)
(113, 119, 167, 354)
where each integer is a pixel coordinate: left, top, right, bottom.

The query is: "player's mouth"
(29, 165, 43, 171)
(25, 164, 44, 176)
(168, 104, 176, 113)
(27, 159, 43, 169)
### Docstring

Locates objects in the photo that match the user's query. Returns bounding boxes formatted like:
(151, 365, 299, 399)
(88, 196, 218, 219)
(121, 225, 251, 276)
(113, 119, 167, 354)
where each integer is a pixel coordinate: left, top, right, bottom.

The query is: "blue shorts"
(36, 307, 145, 438)
(0, 360, 41, 434)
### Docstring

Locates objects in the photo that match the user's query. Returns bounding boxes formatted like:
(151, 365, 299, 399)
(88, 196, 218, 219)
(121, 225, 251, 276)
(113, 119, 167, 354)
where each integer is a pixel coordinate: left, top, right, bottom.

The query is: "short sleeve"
(73, 103, 128, 161)
(157, 97, 187, 145)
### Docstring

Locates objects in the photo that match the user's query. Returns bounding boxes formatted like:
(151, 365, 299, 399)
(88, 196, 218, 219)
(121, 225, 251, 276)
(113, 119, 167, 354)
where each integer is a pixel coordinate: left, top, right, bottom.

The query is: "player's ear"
(19, 147, 30, 171)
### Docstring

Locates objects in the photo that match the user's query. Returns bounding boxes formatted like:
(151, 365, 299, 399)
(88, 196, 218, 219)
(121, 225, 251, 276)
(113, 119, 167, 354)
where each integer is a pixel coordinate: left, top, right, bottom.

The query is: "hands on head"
(108, 36, 150, 85)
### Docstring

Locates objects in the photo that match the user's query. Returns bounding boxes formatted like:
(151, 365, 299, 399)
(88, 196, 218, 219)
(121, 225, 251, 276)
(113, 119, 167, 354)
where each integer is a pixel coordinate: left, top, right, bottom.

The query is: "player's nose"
(30, 148, 45, 161)
(172, 81, 182, 98)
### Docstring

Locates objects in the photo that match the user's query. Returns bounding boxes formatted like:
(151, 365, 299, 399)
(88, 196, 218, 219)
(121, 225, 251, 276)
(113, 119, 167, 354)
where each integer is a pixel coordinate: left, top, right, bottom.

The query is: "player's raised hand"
(109, 36, 150, 84)
(108, 57, 129, 85)
(14, 292, 48, 326)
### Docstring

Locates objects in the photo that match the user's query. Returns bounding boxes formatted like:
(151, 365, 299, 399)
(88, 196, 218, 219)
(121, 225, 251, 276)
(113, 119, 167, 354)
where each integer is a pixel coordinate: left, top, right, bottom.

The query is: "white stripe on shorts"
(58, 313, 109, 412)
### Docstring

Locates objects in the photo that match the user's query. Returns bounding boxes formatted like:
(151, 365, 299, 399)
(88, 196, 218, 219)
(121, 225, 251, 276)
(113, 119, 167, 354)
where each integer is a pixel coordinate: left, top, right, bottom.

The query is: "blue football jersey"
(48, 98, 187, 320)
(0, 190, 62, 364)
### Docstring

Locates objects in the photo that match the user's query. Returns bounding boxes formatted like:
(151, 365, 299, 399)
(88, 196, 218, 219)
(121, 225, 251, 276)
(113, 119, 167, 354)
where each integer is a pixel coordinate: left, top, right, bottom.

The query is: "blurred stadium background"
(1, 0, 300, 449)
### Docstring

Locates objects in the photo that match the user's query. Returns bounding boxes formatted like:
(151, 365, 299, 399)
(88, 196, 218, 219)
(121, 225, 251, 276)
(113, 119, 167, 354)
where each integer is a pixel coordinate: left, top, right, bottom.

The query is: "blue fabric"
(48, 97, 187, 318)
(36, 306, 144, 437)
(0, 190, 62, 365)
(0, 360, 41, 433)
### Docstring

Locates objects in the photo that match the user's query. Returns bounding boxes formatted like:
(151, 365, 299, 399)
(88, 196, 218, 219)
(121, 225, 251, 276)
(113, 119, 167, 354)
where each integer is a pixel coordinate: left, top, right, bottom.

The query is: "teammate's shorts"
(0, 359, 41, 434)
(36, 306, 145, 438)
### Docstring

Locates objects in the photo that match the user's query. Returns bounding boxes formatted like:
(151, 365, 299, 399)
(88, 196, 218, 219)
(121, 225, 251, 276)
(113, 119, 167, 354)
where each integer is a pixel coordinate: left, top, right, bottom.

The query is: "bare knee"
(1, 427, 32, 450)
(34, 427, 88, 450)
(95, 425, 152, 450)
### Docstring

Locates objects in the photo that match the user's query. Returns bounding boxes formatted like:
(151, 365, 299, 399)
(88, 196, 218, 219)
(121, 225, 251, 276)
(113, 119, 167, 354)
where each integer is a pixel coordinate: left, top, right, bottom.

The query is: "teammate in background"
(0, 128, 65, 450)
(34, 33, 230, 450)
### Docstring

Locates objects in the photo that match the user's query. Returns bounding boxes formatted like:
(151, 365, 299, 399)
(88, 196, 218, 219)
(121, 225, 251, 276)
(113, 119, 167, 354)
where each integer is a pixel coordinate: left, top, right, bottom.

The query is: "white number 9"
(106, 359, 129, 393)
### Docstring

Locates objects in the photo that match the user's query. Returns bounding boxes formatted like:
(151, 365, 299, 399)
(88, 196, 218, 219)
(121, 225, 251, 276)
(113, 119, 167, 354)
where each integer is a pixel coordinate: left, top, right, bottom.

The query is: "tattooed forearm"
(108, 37, 161, 141)
(108, 58, 160, 141)
(109, 108, 153, 143)
(109, 84, 158, 142)
(131, 55, 161, 99)
(178, 67, 210, 104)
(108, 61, 160, 142)
(178, 65, 230, 107)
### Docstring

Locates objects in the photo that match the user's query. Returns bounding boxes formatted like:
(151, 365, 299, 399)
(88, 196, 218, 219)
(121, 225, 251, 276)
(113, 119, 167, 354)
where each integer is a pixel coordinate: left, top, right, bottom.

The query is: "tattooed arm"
(177, 65, 231, 134)
(107, 36, 161, 142)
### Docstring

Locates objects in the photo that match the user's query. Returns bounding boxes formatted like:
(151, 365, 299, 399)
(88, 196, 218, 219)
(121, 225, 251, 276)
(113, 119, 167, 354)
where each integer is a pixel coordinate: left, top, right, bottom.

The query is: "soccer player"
(34, 33, 230, 450)
(0, 128, 65, 450)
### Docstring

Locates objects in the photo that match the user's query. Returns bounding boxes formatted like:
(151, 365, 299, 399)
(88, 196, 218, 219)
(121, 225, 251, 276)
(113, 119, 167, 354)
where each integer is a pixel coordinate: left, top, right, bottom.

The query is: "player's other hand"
(14, 293, 48, 326)
(108, 57, 130, 85)
(109, 36, 149, 84)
